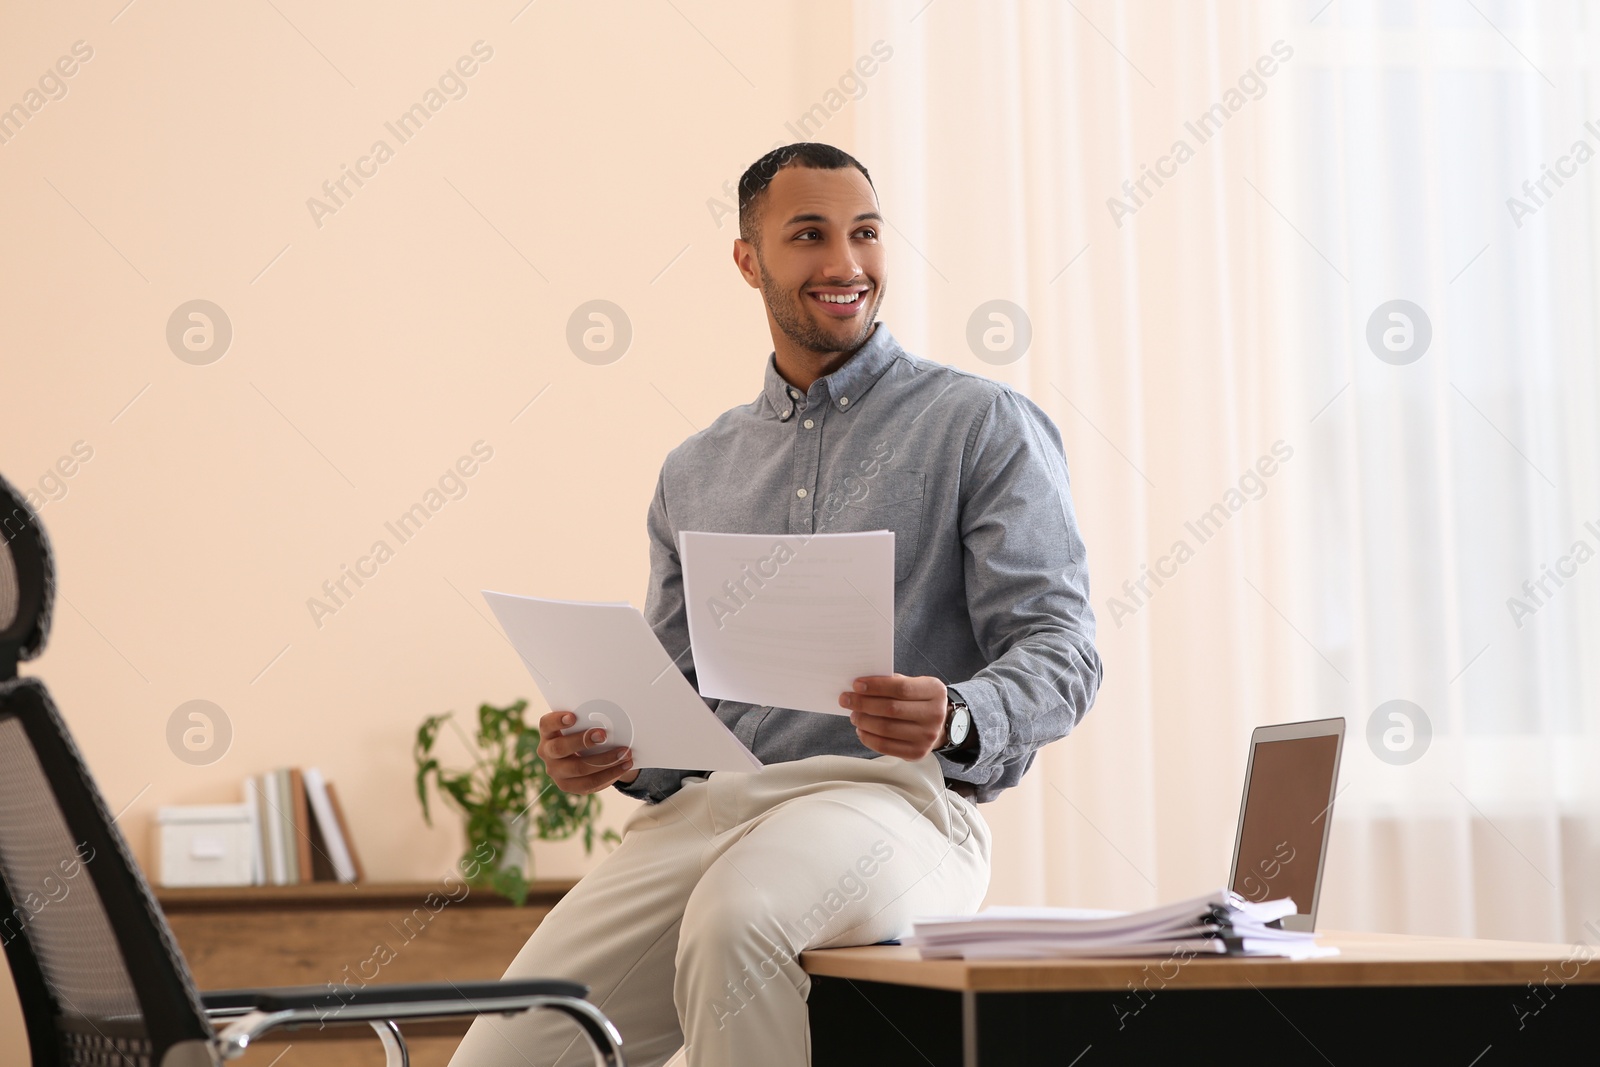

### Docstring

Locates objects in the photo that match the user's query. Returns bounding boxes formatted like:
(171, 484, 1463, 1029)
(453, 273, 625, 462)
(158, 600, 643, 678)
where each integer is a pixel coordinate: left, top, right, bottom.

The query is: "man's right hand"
(537, 711, 639, 794)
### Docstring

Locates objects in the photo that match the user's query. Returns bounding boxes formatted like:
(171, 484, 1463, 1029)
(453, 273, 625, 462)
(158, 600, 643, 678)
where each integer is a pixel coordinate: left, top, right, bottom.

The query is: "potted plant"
(414, 698, 620, 904)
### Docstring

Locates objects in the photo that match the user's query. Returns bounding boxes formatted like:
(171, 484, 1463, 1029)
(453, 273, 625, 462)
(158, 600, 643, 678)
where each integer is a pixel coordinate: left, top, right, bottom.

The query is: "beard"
(759, 257, 880, 355)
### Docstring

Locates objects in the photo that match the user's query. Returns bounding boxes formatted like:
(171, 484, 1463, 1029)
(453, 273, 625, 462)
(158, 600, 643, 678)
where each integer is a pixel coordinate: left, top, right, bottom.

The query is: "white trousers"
(447, 752, 992, 1067)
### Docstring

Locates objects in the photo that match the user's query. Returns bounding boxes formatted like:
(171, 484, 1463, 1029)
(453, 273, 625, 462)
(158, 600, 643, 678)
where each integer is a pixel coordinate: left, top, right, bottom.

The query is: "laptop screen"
(1230, 731, 1341, 923)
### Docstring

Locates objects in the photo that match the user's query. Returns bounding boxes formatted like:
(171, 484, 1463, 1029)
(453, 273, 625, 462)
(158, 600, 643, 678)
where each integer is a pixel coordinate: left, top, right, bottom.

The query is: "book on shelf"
(288, 767, 313, 883)
(274, 768, 297, 884)
(323, 780, 365, 882)
(303, 767, 360, 884)
(242, 767, 363, 886)
(257, 772, 286, 885)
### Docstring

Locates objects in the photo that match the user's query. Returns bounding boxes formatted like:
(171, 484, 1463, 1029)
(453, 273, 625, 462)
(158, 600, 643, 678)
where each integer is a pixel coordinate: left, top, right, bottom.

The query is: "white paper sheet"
(678, 530, 895, 716)
(482, 591, 762, 772)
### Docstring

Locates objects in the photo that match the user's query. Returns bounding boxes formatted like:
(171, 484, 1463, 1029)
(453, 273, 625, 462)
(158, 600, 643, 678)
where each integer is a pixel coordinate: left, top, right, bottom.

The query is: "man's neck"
(773, 323, 878, 394)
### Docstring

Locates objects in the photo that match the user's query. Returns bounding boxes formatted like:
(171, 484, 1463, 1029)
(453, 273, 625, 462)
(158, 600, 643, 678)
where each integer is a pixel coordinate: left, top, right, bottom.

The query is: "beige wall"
(1, 0, 865, 1052)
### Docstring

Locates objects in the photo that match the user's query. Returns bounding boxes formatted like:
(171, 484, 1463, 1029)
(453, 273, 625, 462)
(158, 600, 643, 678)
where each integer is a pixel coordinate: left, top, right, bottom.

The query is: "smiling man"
(450, 143, 1102, 1067)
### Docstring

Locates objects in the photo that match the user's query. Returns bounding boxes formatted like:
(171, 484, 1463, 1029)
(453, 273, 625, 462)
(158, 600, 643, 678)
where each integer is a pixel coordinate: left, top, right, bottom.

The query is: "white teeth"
(816, 292, 862, 304)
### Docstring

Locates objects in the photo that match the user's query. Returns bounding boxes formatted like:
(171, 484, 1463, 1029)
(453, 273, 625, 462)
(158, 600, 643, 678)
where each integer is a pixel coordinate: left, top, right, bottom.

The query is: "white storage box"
(156, 803, 255, 887)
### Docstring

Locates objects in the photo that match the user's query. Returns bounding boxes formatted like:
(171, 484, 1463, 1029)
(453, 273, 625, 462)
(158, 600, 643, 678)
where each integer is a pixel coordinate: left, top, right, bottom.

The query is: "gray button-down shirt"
(618, 321, 1101, 805)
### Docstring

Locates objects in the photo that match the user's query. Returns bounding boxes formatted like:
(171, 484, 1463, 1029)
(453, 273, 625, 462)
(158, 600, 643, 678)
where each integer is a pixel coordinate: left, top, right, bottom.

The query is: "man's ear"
(732, 239, 763, 289)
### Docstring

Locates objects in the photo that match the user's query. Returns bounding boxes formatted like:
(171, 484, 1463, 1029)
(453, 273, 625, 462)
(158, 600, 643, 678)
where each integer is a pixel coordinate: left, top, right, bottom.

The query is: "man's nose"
(821, 236, 864, 282)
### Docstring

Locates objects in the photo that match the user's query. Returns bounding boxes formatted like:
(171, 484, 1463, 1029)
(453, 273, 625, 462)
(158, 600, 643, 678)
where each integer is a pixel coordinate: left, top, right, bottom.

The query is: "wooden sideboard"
(156, 880, 573, 1067)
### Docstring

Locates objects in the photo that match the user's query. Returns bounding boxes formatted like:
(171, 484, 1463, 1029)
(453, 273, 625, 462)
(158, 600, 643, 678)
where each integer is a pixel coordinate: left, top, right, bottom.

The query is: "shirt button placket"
(791, 392, 823, 535)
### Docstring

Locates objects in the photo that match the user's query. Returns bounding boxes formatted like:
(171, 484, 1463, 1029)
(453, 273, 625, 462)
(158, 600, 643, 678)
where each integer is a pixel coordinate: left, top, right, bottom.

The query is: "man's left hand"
(841, 673, 948, 760)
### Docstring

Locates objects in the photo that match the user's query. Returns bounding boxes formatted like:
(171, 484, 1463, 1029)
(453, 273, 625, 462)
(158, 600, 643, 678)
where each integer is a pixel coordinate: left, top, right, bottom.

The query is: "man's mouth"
(807, 288, 869, 317)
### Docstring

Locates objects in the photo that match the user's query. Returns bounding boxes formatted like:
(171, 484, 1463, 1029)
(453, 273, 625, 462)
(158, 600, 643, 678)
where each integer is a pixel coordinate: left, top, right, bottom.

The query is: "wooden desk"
(157, 881, 572, 1067)
(801, 930, 1600, 1065)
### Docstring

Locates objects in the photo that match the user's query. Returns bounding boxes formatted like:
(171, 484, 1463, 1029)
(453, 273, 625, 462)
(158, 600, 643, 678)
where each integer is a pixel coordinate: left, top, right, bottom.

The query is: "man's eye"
(856, 228, 878, 239)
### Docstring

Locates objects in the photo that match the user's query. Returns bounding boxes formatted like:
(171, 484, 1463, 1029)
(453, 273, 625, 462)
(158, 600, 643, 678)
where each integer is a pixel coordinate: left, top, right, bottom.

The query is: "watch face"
(949, 706, 970, 746)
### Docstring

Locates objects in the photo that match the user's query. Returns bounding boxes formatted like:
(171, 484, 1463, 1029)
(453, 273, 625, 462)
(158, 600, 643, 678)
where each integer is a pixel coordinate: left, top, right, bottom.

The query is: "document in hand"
(678, 530, 895, 717)
(481, 591, 762, 773)
(905, 889, 1339, 960)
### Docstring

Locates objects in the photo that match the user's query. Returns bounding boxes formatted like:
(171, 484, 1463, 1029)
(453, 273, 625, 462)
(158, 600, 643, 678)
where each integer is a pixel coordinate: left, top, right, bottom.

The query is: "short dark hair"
(738, 142, 874, 247)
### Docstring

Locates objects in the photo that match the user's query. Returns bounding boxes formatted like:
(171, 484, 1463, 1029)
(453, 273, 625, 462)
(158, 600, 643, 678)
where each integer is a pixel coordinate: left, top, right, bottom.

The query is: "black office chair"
(0, 472, 626, 1067)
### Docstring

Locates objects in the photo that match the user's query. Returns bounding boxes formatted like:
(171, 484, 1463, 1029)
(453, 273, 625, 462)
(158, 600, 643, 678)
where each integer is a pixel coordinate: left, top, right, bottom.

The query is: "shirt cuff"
(613, 769, 663, 803)
(944, 681, 1002, 770)
(612, 767, 702, 804)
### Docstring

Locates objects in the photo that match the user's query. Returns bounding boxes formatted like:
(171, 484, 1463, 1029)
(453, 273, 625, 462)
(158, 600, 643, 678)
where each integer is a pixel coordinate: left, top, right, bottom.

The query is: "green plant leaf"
(488, 864, 530, 906)
(414, 697, 615, 906)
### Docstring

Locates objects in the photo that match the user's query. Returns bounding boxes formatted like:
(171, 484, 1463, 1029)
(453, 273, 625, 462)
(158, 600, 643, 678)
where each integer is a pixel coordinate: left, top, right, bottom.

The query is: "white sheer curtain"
(853, 0, 1600, 942)
(1281, 0, 1600, 942)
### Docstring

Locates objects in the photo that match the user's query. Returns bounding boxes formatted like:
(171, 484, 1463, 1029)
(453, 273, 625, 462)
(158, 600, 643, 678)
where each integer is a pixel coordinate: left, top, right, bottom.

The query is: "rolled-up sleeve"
(942, 388, 1102, 786)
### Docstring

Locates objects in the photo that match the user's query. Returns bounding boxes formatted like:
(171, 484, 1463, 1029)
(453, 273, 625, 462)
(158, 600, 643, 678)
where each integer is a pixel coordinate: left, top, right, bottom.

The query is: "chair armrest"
(204, 978, 587, 1012)
(207, 979, 623, 1065)
(200, 990, 261, 1016)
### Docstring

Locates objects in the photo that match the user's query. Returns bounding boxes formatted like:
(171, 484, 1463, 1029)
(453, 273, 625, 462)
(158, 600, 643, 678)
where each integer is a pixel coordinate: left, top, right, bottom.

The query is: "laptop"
(1226, 717, 1346, 932)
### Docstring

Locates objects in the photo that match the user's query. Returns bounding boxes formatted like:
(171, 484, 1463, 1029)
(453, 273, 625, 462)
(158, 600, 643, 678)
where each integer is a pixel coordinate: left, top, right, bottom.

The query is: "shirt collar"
(762, 321, 900, 422)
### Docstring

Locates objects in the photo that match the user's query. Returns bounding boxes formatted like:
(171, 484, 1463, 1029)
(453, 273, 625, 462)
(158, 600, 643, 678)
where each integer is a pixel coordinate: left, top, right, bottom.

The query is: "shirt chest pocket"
(818, 468, 926, 583)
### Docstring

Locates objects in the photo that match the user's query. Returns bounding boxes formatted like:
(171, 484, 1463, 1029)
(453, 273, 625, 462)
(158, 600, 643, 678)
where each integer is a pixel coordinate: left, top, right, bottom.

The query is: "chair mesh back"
(0, 536, 18, 632)
(0, 716, 143, 1020)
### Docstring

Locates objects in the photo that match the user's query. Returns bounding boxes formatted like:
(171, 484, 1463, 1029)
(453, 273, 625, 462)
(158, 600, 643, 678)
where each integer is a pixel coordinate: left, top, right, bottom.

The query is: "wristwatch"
(936, 696, 972, 756)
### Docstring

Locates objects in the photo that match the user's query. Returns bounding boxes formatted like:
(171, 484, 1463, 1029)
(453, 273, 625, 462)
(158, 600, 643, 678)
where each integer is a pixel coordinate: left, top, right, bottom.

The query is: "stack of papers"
(906, 889, 1339, 960)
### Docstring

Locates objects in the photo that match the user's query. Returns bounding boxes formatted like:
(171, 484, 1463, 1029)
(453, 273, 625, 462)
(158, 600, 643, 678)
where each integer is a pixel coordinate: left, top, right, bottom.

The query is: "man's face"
(739, 166, 887, 355)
